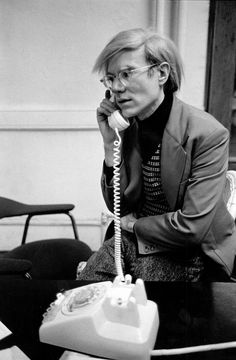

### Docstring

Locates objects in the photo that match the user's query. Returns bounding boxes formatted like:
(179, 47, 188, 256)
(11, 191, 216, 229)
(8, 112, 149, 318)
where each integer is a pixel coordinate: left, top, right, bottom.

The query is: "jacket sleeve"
(134, 125, 230, 251)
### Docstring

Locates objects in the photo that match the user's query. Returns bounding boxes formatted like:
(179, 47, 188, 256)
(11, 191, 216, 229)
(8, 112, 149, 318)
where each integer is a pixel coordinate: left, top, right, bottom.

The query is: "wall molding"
(151, 0, 186, 44)
(0, 109, 98, 130)
(0, 214, 111, 248)
(0, 216, 101, 227)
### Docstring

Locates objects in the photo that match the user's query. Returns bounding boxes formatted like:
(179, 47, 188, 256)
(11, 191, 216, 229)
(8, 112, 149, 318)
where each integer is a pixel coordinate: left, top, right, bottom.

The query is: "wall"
(0, 0, 209, 251)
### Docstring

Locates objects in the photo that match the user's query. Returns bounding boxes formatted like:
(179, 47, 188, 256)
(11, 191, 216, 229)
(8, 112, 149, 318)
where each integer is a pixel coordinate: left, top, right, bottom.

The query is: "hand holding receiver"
(97, 91, 129, 166)
(108, 110, 130, 131)
(108, 94, 130, 132)
(39, 275, 159, 360)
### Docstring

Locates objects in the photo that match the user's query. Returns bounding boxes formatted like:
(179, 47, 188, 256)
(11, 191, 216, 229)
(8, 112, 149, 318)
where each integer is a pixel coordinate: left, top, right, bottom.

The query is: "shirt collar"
(138, 92, 173, 135)
(137, 92, 173, 163)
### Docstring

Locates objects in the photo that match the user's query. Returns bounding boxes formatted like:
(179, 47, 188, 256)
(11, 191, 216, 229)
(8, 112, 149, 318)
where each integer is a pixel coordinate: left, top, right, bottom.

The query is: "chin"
(121, 108, 139, 119)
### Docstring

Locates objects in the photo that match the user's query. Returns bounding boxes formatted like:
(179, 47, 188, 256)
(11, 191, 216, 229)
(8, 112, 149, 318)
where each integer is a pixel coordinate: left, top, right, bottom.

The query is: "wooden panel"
(205, 0, 236, 130)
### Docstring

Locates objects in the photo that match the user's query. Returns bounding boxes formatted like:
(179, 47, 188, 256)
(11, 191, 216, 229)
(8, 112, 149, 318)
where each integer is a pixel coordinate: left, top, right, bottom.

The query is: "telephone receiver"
(108, 94, 130, 131)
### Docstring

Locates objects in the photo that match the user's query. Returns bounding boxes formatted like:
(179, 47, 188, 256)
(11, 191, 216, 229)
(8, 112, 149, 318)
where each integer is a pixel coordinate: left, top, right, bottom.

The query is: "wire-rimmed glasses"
(100, 64, 158, 89)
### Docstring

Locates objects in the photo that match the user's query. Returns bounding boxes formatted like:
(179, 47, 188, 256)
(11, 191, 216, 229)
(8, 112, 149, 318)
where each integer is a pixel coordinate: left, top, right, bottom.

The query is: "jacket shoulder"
(167, 97, 229, 143)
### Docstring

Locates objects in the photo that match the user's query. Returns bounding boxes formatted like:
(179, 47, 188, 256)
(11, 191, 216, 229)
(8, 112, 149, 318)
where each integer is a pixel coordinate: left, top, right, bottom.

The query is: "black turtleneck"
(137, 92, 173, 163)
(104, 92, 173, 181)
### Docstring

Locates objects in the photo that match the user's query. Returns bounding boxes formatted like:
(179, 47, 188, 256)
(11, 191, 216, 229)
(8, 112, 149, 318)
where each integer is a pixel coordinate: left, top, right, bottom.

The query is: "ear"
(158, 62, 170, 86)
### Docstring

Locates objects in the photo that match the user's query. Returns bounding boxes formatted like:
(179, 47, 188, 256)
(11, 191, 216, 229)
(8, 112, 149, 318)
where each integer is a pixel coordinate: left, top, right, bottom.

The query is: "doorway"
(205, 0, 236, 169)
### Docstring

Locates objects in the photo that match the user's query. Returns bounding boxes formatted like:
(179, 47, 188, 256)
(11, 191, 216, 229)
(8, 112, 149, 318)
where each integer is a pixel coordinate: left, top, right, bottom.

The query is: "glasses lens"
(119, 70, 131, 85)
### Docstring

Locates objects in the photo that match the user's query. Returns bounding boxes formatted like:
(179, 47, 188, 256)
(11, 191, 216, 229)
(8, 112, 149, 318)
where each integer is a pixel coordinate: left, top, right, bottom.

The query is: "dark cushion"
(2, 238, 92, 279)
(0, 258, 32, 276)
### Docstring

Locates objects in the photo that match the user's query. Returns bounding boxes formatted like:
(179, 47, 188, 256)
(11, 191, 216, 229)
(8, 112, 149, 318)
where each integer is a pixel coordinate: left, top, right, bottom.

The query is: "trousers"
(77, 230, 204, 282)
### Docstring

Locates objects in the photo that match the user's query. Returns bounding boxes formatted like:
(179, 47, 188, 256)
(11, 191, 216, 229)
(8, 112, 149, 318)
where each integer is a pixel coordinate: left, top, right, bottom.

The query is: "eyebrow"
(106, 66, 135, 75)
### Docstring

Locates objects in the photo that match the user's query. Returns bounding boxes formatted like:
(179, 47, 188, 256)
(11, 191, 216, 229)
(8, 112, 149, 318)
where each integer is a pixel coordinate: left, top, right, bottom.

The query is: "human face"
(106, 47, 165, 120)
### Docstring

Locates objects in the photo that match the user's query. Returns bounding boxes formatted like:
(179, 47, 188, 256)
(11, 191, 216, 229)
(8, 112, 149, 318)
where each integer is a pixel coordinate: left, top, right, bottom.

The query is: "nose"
(111, 77, 125, 93)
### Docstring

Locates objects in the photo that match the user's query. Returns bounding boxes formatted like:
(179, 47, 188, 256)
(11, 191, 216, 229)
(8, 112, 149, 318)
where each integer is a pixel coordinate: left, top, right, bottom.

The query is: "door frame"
(205, 0, 236, 130)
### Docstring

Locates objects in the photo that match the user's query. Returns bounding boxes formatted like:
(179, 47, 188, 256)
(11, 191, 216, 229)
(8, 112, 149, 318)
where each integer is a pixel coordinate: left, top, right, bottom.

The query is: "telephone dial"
(39, 97, 159, 360)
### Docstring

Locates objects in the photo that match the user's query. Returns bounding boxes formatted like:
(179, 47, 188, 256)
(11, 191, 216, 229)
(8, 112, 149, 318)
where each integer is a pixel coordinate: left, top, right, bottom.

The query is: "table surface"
(0, 280, 235, 360)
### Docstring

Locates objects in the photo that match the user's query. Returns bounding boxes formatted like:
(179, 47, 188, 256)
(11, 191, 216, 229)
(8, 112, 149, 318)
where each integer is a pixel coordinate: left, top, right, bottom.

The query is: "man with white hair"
(78, 28, 236, 282)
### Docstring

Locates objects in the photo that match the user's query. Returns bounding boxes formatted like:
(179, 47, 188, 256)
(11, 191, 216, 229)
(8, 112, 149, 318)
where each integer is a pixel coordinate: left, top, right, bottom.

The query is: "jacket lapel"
(161, 97, 188, 210)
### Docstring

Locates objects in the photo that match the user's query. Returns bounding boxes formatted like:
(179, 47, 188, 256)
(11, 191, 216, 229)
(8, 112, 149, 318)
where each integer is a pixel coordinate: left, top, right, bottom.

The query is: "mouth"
(117, 98, 132, 107)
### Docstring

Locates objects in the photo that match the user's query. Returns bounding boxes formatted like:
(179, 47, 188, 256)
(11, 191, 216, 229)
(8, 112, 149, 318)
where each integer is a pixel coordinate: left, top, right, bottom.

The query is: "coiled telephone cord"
(113, 128, 124, 281)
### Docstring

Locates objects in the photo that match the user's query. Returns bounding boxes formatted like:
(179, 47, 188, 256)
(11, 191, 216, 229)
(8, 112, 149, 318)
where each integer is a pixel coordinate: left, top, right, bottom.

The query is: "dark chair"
(1, 238, 92, 279)
(0, 197, 92, 279)
(0, 196, 79, 245)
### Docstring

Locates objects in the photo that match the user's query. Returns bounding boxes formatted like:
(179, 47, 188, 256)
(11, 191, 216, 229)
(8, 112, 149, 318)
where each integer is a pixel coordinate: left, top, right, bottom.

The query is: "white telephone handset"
(108, 110, 130, 131)
(108, 94, 130, 131)
(39, 95, 158, 360)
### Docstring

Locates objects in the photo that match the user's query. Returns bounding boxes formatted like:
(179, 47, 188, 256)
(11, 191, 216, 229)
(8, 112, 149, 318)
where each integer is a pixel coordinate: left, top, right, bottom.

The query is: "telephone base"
(39, 275, 159, 360)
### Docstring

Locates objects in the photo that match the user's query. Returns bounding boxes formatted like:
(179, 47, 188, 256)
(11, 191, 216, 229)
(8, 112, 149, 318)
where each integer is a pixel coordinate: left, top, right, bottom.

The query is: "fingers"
(105, 89, 111, 99)
(120, 214, 136, 233)
(97, 96, 116, 117)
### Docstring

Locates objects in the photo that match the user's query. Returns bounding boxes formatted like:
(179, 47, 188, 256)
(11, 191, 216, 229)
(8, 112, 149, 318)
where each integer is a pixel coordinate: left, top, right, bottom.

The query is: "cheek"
(121, 100, 146, 118)
(125, 83, 158, 114)
(134, 91, 154, 108)
(135, 83, 157, 100)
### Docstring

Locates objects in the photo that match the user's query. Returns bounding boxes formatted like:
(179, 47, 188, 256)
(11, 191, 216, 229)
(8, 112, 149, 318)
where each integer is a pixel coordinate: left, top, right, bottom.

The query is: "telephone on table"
(39, 276, 158, 360)
(39, 105, 159, 360)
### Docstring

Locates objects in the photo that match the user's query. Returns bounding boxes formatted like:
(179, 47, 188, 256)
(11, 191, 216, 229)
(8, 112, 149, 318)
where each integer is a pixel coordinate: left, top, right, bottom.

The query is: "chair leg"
(22, 215, 32, 245)
(67, 212, 79, 240)
(22, 212, 79, 245)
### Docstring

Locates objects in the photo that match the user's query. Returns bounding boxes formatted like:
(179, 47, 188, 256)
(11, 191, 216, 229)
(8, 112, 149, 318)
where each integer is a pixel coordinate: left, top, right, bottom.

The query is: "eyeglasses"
(100, 64, 158, 89)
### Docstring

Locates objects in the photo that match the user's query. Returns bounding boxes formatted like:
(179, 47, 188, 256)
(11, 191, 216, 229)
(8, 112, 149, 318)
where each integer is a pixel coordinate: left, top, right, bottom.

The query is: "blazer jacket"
(101, 96, 236, 276)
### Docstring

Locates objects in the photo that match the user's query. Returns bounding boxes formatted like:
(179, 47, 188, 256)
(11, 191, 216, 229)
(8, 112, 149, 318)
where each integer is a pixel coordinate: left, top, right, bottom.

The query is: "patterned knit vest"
(139, 143, 170, 217)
